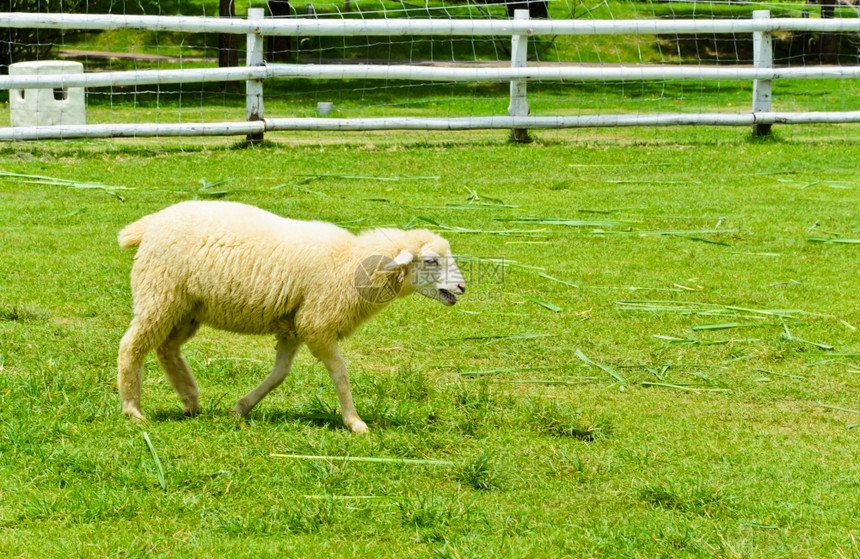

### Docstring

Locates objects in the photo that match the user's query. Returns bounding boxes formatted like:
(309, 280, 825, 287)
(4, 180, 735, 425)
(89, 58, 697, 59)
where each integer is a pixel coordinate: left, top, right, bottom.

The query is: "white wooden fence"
(2, 9, 860, 141)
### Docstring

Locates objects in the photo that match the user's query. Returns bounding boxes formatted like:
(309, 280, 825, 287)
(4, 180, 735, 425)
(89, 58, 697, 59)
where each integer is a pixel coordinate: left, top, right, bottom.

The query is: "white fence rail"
(2, 9, 860, 141)
(4, 11, 860, 35)
(7, 64, 860, 89)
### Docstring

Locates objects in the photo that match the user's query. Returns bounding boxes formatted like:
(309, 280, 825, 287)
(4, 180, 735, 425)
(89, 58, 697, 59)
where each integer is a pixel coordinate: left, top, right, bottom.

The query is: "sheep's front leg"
(156, 317, 202, 416)
(232, 337, 300, 417)
(308, 342, 368, 434)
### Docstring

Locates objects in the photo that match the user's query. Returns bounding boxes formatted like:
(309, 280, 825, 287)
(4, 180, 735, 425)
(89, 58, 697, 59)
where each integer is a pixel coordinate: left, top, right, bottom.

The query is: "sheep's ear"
(383, 249, 414, 270)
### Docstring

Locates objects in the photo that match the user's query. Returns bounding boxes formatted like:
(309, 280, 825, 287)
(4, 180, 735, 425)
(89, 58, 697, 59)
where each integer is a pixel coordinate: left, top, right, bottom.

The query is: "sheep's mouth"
(438, 289, 458, 306)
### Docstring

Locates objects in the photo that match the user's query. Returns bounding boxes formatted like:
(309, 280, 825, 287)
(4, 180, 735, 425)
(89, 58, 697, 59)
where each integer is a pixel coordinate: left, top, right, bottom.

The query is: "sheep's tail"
(118, 214, 154, 249)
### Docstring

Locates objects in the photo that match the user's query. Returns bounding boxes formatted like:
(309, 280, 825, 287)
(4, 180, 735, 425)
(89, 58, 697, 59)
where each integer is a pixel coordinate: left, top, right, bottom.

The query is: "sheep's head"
(385, 233, 466, 307)
(355, 229, 466, 306)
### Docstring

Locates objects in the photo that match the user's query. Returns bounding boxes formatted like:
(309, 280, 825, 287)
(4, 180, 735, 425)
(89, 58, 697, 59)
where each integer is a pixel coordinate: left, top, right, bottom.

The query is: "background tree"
(218, 0, 238, 67)
(1, 0, 84, 74)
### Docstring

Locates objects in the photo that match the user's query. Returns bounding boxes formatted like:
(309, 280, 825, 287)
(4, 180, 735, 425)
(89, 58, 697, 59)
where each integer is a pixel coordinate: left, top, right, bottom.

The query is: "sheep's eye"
(424, 258, 439, 266)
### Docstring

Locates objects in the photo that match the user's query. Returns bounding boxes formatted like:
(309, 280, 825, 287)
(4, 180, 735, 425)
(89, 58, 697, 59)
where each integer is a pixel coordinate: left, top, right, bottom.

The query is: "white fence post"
(508, 9, 530, 143)
(246, 8, 265, 144)
(752, 10, 773, 137)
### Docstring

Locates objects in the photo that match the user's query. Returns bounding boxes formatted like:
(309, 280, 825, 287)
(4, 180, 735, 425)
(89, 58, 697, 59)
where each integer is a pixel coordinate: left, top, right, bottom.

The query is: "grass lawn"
(0, 127, 859, 557)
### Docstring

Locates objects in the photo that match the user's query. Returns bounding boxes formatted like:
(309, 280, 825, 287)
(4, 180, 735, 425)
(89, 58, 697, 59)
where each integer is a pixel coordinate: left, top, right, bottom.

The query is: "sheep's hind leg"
(117, 325, 148, 421)
(231, 337, 300, 417)
(308, 342, 368, 434)
(118, 314, 174, 421)
(156, 317, 203, 416)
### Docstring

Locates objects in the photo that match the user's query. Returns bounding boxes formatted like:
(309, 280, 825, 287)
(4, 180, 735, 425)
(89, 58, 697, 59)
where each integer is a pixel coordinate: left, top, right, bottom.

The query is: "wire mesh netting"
(2, 0, 860, 141)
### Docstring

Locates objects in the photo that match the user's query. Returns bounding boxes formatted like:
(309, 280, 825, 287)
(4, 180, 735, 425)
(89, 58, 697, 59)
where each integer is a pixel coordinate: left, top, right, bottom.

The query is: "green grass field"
(0, 128, 859, 557)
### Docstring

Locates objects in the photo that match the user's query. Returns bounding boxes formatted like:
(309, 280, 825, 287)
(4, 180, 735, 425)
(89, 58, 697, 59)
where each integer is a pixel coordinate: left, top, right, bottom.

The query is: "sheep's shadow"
(244, 408, 345, 431)
(147, 408, 200, 422)
(144, 403, 346, 431)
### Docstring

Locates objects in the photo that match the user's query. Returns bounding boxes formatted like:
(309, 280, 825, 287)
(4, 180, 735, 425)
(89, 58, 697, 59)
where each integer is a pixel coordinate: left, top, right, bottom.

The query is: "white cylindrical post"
(752, 10, 773, 137)
(508, 9, 530, 143)
(246, 7, 266, 143)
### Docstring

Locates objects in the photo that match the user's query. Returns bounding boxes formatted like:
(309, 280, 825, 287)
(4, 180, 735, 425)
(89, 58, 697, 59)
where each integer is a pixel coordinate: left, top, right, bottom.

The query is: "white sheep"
(116, 200, 466, 433)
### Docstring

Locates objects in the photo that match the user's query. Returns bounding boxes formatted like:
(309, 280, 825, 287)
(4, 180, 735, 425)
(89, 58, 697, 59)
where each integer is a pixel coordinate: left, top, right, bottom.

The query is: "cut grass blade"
(418, 216, 545, 237)
(291, 173, 439, 182)
(455, 365, 584, 377)
(618, 301, 804, 321)
(674, 283, 704, 292)
(457, 333, 557, 343)
(722, 353, 754, 364)
(641, 382, 730, 393)
(653, 335, 700, 345)
(731, 251, 782, 257)
(808, 236, 860, 245)
(741, 522, 781, 530)
(272, 182, 330, 197)
(0, 171, 132, 201)
(303, 495, 398, 501)
(691, 322, 745, 331)
(768, 280, 802, 288)
(456, 368, 518, 377)
(142, 431, 166, 491)
(822, 403, 860, 429)
(594, 228, 736, 246)
(781, 324, 834, 351)
(726, 306, 806, 319)
(453, 256, 545, 273)
(538, 272, 579, 288)
(653, 335, 763, 346)
(613, 286, 685, 293)
(496, 217, 633, 228)
(605, 180, 702, 185)
(270, 454, 454, 467)
(462, 185, 516, 208)
(470, 378, 600, 386)
(670, 235, 732, 246)
(643, 363, 670, 381)
(526, 298, 563, 312)
(414, 203, 518, 210)
(787, 337, 834, 351)
(575, 349, 626, 384)
(568, 163, 670, 167)
(195, 178, 232, 198)
(537, 283, 683, 292)
(819, 403, 860, 415)
(596, 228, 734, 236)
(619, 301, 712, 314)
(755, 368, 805, 380)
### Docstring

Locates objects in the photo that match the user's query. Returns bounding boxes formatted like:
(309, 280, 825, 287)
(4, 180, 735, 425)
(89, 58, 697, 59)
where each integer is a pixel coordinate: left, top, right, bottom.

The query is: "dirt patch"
(58, 49, 213, 63)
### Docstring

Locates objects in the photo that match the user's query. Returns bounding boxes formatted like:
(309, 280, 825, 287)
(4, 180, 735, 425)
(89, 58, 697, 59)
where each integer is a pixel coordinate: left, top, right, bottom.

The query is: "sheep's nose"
(457, 283, 466, 294)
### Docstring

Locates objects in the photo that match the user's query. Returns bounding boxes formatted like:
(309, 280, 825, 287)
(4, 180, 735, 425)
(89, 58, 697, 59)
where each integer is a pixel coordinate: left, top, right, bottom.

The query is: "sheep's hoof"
(230, 403, 250, 418)
(182, 397, 200, 417)
(122, 404, 147, 422)
(348, 420, 369, 434)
